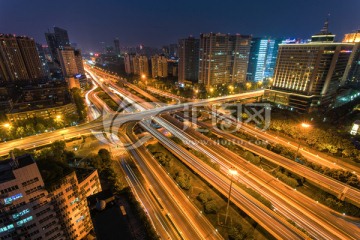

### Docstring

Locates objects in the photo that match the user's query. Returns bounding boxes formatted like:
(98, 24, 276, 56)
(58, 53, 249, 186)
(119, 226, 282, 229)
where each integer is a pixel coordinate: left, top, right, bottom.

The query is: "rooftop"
(75, 167, 97, 183)
(0, 154, 36, 183)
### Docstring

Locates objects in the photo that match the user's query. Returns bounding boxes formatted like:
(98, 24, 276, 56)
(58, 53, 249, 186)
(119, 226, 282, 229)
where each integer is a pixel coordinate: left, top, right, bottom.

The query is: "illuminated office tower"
(0, 34, 44, 81)
(342, 30, 360, 83)
(247, 37, 282, 82)
(264, 21, 354, 112)
(151, 54, 168, 78)
(198, 33, 251, 88)
(178, 36, 199, 83)
(0, 155, 64, 240)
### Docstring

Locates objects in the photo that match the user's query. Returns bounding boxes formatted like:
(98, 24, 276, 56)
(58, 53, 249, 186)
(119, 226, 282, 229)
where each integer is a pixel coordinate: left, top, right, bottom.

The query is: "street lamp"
(246, 82, 252, 90)
(225, 167, 238, 225)
(294, 122, 311, 161)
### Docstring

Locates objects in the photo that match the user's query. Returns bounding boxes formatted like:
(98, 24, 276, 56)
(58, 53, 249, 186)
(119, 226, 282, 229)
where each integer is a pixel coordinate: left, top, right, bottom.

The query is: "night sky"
(1, 0, 359, 52)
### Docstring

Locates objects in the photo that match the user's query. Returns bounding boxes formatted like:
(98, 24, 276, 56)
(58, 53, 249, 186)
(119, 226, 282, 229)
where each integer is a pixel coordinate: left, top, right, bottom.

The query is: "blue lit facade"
(247, 37, 282, 82)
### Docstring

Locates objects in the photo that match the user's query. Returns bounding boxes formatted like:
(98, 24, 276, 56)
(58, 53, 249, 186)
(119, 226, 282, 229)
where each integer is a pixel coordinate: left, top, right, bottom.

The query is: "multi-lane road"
(86, 67, 360, 239)
(159, 114, 360, 239)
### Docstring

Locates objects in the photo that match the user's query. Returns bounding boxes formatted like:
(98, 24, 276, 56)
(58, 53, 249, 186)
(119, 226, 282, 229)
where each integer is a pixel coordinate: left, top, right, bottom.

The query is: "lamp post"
(225, 167, 238, 225)
(294, 123, 311, 161)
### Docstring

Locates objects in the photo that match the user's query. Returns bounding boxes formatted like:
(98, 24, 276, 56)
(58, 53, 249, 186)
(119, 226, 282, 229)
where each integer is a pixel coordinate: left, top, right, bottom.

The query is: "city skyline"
(1, 0, 359, 51)
(1, 2, 360, 240)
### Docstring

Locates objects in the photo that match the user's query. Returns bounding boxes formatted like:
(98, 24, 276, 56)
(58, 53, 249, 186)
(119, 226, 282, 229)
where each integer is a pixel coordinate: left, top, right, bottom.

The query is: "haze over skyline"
(1, 0, 359, 52)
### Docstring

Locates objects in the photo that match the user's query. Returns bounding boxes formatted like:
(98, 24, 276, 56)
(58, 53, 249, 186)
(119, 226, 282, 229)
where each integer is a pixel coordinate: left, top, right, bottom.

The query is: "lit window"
(12, 208, 30, 220)
(4, 193, 23, 205)
(76, 215, 85, 223)
(0, 224, 14, 233)
(16, 216, 33, 226)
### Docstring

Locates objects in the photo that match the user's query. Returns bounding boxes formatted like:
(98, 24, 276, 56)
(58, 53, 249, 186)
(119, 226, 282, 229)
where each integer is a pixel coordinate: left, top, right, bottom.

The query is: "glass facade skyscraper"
(247, 37, 282, 82)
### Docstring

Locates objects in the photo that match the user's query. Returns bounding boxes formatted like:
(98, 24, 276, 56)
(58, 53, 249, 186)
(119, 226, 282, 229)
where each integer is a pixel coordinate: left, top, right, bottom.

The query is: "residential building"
(6, 81, 76, 122)
(0, 153, 102, 240)
(0, 154, 64, 240)
(133, 55, 149, 76)
(178, 36, 199, 83)
(124, 53, 135, 74)
(74, 49, 85, 75)
(168, 59, 178, 77)
(58, 46, 79, 77)
(0, 34, 45, 82)
(151, 55, 168, 78)
(47, 168, 101, 240)
(264, 21, 355, 113)
(198, 33, 251, 88)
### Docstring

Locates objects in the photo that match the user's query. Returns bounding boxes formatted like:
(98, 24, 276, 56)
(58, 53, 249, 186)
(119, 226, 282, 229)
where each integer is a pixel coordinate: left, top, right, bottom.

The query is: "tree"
(51, 141, 66, 162)
(15, 126, 25, 138)
(204, 200, 218, 214)
(98, 148, 112, 168)
(197, 191, 212, 204)
(71, 88, 87, 121)
(174, 170, 191, 190)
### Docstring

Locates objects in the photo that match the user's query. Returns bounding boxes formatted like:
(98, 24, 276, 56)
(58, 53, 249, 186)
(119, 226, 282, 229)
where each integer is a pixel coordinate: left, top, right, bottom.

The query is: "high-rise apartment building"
(58, 46, 84, 77)
(74, 49, 85, 75)
(54, 27, 70, 48)
(247, 37, 282, 82)
(133, 55, 149, 76)
(198, 33, 251, 88)
(0, 153, 102, 240)
(47, 169, 101, 239)
(17, 37, 45, 80)
(0, 154, 64, 240)
(264, 22, 355, 113)
(0, 34, 45, 82)
(124, 53, 135, 74)
(151, 55, 168, 78)
(178, 36, 199, 83)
